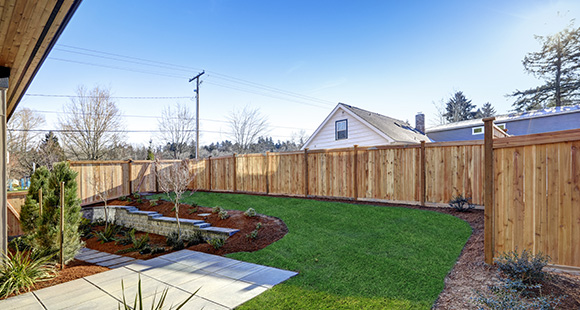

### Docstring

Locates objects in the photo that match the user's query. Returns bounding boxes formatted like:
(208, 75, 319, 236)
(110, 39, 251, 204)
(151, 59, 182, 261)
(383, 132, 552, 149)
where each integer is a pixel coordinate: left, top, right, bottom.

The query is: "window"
(472, 123, 506, 135)
(336, 119, 348, 140)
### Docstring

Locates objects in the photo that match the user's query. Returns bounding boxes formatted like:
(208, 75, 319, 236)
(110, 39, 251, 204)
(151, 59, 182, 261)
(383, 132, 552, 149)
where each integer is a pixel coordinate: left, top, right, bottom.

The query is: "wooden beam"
(304, 148, 309, 197)
(353, 145, 358, 200)
(420, 141, 426, 206)
(483, 117, 495, 264)
(127, 159, 133, 195)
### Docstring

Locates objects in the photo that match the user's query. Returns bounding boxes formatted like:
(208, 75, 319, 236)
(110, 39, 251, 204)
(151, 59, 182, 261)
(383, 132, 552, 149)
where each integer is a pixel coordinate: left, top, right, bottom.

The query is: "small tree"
(88, 167, 113, 230)
(443, 91, 477, 123)
(155, 159, 196, 239)
(228, 106, 269, 153)
(21, 162, 83, 263)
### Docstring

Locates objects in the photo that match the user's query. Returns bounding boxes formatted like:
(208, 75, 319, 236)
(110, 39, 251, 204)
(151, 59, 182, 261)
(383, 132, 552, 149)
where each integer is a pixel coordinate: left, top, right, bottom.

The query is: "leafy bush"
(495, 249, 550, 285)
(117, 230, 150, 254)
(133, 192, 140, 199)
(119, 276, 197, 310)
(244, 208, 257, 217)
(246, 222, 263, 240)
(78, 217, 93, 238)
(187, 206, 198, 214)
(449, 194, 475, 212)
(96, 223, 122, 243)
(207, 237, 226, 249)
(474, 279, 563, 310)
(8, 236, 32, 252)
(166, 231, 185, 251)
(0, 250, 56, 298)
(218, 210, 229, 220)
(184, 231, 204, 247)
(119, 195, 128, 201)
(136, 198, 144, 204)
(211, 206, 222, 214)
(149, 199, 158, 207)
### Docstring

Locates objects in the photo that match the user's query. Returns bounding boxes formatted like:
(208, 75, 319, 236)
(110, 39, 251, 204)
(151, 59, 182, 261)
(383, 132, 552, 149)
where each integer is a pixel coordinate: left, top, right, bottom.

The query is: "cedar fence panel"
(491, 133, 580, 268)
(237, 154, 268, 193)
(210, 156, 234, 191)
(268, 152, 304, 195)
(308, 149, 353, 198)
(69, 161, 130, 205)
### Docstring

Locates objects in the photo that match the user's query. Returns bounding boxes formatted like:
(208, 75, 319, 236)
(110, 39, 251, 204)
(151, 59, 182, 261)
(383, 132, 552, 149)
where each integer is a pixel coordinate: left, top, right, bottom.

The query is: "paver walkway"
(0, 249, 298, 309)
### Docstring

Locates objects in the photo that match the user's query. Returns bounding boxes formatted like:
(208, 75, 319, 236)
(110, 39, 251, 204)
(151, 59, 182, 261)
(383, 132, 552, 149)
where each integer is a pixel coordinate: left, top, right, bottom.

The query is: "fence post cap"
(482, 117, 496, 122)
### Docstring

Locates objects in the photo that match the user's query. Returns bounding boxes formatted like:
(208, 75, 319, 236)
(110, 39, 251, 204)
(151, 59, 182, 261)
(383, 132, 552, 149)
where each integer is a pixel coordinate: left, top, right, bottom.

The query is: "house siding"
(427, 111, 580, 142)
(306, 107, 390, 149)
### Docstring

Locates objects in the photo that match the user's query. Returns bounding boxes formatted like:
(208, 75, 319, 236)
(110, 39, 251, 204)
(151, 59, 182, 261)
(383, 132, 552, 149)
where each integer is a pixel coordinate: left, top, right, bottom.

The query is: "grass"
(152, 191, 472, 309)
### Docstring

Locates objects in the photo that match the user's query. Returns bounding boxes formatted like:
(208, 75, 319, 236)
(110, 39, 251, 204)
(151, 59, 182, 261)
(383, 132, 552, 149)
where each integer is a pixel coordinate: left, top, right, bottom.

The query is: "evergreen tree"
(35, 131, 66, 170)
(21, 162, 83, 263)
(20, 166, 50, 234)
(443, 91, 476, 123)
(510, 24, 580, 111)
(146, 139, 155, 160)
(476, 102, 497, 118)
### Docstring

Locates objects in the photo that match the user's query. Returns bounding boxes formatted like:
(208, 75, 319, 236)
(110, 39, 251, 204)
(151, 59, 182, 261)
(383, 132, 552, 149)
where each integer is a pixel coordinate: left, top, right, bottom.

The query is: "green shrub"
(244, 207, 257, 217)
(449, 194, 475, 212)
(184, 231, 204, 247)
(187, 206, 198, 214)
(218, 210, 229, 220)
(119, 276, 196, 310)
(246, 222, 263, 240)
(166, 231, 185, 251)
(133, 192, 140, 199)
(78, 217, 92, 238)
(96, 223, 122, 243)
(136, 198, 143, 204)
(117, 230, 150, 254)
(149, 199, 158, 207)
(119, 196, 128, 201)
(23, 162, 84, 264)
(211, 206, 222, 214)
(207, 237, 226, 249)
(0, 250, 56, 298)
(474, 279, 563, 309)
(495, 249, 550, 285)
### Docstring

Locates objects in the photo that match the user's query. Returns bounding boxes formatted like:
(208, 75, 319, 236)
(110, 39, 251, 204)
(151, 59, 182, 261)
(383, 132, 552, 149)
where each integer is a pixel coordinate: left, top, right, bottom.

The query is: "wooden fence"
(484, 122, 580, 269)
(69, 141, 486, 207)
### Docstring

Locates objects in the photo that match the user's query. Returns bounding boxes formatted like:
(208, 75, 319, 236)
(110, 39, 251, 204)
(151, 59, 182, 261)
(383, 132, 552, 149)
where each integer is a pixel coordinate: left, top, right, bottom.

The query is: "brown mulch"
(86, 198, 288, 258)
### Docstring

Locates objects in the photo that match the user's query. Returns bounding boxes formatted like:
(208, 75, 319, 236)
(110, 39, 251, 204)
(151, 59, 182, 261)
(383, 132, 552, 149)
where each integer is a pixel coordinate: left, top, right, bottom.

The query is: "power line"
(53, 44, 337, 107)
(25, 94, 192, 99)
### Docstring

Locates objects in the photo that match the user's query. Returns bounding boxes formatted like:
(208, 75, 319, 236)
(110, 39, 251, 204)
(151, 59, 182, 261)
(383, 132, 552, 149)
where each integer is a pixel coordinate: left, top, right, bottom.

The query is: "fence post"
(304, 148, 309, 197)
(353, 145, 358, 200)
(38, 188, 43, 216)
(265, 152, 270, 194)
(59, 182, 65, 270)
(420, 141, 426, 206)
(232, 153, 237, 192)
(483, 117, 495, 265)
(208, 156, 212, 191)
(127, 159, 133, 195)
(154, 161, 159, 193)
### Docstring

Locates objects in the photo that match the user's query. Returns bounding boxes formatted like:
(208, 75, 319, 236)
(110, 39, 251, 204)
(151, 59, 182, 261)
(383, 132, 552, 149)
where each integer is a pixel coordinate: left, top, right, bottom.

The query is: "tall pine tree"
(510, 24, 580, 111)
(443, 91, 476, 123)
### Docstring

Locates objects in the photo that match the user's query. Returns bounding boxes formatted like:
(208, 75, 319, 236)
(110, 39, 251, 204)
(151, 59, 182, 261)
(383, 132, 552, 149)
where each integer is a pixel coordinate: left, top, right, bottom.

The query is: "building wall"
(306, 107, 390, 149)
(427, 112, 580, 142)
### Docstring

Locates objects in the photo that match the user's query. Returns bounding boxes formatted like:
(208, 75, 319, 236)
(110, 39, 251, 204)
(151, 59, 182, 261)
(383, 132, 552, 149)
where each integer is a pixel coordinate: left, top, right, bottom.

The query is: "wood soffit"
(0, 0, 82, 119)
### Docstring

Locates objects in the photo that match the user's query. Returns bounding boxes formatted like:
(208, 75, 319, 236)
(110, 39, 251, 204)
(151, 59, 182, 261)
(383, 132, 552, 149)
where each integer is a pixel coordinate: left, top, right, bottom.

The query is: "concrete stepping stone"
(84, 253, 123, 264)
(198, 213, 211, 217)
(202, 226, 240, 236)
(96, 256, 136, 268)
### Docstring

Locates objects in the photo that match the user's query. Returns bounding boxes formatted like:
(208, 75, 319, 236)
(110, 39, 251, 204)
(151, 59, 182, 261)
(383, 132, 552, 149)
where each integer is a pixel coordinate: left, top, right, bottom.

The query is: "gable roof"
(302, 103, 429, 149)
(341, 104, 429, 143)
(427, 104, 580, 133)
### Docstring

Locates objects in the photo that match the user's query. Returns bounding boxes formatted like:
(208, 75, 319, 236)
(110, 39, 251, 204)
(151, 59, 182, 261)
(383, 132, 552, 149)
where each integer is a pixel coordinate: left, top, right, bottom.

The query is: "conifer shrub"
(20, 162, 84, 264)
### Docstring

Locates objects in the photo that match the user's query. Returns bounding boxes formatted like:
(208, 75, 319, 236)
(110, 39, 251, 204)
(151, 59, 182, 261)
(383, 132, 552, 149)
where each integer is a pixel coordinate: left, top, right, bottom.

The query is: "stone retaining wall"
(82, 205, 238, 240)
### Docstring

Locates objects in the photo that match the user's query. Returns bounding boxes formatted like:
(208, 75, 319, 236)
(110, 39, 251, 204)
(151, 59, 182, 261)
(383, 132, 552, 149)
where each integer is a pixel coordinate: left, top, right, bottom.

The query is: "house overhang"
(0, 0, 83, 120)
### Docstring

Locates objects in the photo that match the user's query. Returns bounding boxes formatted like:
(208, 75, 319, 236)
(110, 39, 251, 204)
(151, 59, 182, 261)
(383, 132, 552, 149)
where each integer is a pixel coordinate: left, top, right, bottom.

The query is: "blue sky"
(19, 0, 580, 146)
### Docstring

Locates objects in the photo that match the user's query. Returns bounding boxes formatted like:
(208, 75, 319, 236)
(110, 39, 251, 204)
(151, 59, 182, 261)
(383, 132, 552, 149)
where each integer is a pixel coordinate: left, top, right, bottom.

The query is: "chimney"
(415, 112, 425, 134)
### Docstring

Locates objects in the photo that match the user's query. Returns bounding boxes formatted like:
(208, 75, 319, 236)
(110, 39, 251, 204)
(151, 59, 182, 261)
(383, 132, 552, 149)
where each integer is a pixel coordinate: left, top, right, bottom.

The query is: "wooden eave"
(0, 0, 82, 120)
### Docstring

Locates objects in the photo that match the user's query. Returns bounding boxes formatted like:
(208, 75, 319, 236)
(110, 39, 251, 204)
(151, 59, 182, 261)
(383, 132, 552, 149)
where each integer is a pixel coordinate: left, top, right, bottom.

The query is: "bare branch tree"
(88, 166, 114, 230)
(429, 99, 448, 127)
(58, 85, 126, 160)
(7, 107, 45, 178)
(155, 159, 196, 239)
(157, 103, 196, 159)
(228, 106, 269, 153)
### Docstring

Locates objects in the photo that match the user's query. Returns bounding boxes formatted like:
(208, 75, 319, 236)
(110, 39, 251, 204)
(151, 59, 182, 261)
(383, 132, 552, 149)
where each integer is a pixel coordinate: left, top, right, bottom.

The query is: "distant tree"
(157, 103, 196, 159)
(443, 91, 476, 123)
(429, 99, 448, 126)
(228, 106, 269, 153)
(146, 139, 155, 160)
(7, 108, 45, 178)
(510, 24, 580, 111)
(476, 102, 497, 118)
(58, 85, 126, 160)
(35, 131, 66, 170)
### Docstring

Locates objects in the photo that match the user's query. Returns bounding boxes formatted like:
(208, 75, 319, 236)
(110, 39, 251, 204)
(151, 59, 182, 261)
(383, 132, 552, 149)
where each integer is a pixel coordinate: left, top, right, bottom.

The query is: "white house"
(302, 103, 430, 150)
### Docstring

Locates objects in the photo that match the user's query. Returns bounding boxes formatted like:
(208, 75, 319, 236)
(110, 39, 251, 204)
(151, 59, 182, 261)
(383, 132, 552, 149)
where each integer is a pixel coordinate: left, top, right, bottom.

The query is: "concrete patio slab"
(0, 249, 298, 309)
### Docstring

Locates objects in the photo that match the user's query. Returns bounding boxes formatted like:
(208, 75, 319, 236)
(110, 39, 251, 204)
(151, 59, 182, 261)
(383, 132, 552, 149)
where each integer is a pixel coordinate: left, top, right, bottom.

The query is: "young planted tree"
(21, 162, 84, 263)
(155, 159, 196, 239)
(88, 166, 114, 229)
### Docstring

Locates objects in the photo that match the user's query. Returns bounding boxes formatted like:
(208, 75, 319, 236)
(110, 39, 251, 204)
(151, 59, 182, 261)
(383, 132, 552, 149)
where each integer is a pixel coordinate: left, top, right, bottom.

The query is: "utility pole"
(189, 70, 205, 159)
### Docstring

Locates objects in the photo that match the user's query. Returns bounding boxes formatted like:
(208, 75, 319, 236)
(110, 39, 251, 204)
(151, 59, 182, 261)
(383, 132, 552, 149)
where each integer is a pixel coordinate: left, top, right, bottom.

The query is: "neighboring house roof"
(427, 105, 580, 133)
(342, 104, 428, 143)
(302, 103, 429, 150)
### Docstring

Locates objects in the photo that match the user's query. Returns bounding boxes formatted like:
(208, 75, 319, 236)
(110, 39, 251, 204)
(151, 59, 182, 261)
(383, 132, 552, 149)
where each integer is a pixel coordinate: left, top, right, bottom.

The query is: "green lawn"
(161, 192, 471, 309)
